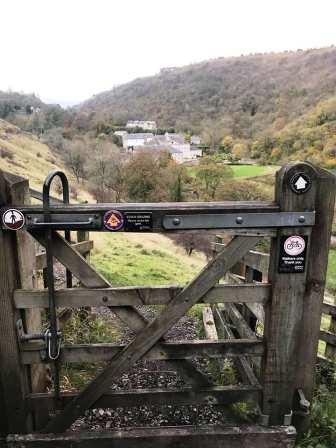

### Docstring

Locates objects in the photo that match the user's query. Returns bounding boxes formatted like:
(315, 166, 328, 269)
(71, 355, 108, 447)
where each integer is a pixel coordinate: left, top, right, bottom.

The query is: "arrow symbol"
(295, 176, 307, 190)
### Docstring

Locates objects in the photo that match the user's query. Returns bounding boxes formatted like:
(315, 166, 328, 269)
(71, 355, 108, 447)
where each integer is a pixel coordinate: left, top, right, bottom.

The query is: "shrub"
(0, 147, 14, 160)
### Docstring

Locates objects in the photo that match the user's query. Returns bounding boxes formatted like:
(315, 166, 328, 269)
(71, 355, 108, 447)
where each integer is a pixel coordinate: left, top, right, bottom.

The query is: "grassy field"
(185, 163, 277, 179)
(91, 232, 206, 287)
(230, 164, 277, 178)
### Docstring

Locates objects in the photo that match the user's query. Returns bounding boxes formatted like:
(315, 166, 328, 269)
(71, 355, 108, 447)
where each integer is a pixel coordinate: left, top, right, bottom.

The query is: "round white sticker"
(2, 209, 25, 230)
(284, 235, 305, 256)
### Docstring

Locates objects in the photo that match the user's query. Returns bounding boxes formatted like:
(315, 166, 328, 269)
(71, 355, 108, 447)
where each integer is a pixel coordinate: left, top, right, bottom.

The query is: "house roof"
(165, 133, 185, 144)
(126, 133, 154, 139)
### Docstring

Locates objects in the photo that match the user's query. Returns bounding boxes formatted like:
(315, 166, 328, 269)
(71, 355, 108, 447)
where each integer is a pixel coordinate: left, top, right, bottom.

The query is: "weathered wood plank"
(262, 162, 317, 426)
(27, 384, 262, 411)
(202, 307, 219, 340)
(0, 171, 32, 434)
(293, 165, 336, 434)
(241, 251, 270, 277)
(43, 236, 260, 433)
(214, 246, 270, 276)
(15, 200, 281, 213)
(11, 178, 49, 429)
(6, 425, 297, 448)
(29, 189, 62, 204)
(225, 273, 265, 322)
(213, 304, 260, 386)
(224, 304, 256, 340)
(14, 283, 271, 309)
(20, 339, 265, 364)
(77, 230, 91, 262)
(35, 240, 93, 270)
(322, 302, 336, 318)
(320, 330, 336, 346)
(324, 297, 336, 360)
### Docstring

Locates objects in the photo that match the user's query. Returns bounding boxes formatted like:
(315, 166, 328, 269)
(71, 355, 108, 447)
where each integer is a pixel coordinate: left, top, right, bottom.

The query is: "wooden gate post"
(262, 162, 321, 426)
(0, 171, 32, 435)
(293, 165, 335, 433)
(8, 173, 49, 430)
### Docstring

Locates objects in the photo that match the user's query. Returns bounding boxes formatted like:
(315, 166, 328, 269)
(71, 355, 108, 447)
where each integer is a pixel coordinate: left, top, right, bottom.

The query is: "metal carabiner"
(45, 328, 62, 361)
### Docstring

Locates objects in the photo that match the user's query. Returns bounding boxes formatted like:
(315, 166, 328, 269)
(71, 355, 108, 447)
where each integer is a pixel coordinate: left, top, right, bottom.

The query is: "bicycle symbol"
(286, 240, 303, 251)
(284, 235, 305, 256)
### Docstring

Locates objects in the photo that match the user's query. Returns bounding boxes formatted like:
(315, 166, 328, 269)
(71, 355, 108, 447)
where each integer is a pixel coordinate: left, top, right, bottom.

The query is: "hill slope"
(81, 47, 336, 138)
(0, 119, 89, 200)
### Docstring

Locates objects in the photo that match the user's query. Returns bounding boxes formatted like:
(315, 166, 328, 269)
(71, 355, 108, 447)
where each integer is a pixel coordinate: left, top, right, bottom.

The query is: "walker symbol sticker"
(290, 172, 312, 194)
(103, 210, 124, 231)
(2, 209, 25, 230)
(284, 235, 305, 256)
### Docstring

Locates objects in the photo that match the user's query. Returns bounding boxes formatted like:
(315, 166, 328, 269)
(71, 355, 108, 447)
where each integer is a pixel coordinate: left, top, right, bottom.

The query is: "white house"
(126, 120, 157, 131)
(123, 133, 154, 149)
(123, 131, 202, 163)
(191, 135, 201, 145)
(114, 130, 128, 137)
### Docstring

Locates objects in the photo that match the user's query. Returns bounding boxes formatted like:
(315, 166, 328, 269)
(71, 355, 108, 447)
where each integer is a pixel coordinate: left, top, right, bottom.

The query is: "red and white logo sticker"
(103, 210, 125, 231)
(284, 235, 305, 256)
(2, 209, 25, 230)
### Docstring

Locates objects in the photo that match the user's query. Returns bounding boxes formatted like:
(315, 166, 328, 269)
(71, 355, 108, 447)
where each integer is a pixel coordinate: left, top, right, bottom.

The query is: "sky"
(1, 0, 335, 107)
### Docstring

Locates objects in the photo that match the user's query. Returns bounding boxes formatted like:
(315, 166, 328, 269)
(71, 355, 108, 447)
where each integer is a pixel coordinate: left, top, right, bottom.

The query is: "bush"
(298, 364, 336, 448)
(0, 147, 14, 160)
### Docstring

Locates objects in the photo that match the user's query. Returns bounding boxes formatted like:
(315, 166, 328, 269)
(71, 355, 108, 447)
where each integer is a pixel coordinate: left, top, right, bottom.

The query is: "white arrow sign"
(295, 176, 307, 190)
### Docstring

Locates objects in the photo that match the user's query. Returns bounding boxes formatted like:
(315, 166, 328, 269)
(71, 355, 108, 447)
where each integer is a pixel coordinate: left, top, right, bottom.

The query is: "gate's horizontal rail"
(27, 384, 261, 411)
(6, 424, 297, 448)
(14, 283, 271, 308)
(1, 201, 315, 231)
(4, 200, 281, 213)
(320, 330, 336, 346)
(20, 339, 265, 365)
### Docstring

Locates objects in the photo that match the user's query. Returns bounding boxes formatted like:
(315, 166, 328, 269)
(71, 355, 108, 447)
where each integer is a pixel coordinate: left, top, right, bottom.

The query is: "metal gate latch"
(16, 319, 62, 362)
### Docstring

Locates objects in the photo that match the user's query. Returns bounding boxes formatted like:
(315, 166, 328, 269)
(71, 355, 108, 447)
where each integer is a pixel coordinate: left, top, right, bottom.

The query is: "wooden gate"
(0, 162, 334, 447)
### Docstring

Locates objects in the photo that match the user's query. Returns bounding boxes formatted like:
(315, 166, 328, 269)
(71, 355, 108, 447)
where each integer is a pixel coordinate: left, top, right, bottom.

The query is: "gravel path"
(70, 304, 237, 431)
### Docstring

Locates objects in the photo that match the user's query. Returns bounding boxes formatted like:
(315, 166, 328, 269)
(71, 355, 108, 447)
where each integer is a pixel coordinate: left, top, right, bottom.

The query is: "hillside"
(251, 96, 336, 167)
(81, 47, 336, 139)
(0, 119, 90, 201)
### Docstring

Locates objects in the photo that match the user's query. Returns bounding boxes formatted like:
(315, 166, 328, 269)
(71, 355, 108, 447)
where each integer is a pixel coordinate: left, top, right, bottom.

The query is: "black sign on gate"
(125, 212, 153, 231)
(278, 235, 308, 274)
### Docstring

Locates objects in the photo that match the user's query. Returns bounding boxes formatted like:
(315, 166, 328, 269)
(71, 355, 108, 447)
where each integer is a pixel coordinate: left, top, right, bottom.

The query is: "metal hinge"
(293, 388, 310, 417)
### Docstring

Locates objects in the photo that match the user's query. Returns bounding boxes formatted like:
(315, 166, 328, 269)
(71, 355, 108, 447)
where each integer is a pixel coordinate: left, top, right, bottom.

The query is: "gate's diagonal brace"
(42, 235, 260, 433)
(29, 230, 212, 388)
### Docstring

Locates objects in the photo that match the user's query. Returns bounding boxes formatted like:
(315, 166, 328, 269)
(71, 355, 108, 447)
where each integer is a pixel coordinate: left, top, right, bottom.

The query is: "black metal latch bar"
(43, 170, 70, 397)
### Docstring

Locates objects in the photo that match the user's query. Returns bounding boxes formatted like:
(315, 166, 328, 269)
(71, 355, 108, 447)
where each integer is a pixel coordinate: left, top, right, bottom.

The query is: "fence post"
(77, 230, 90, 260)
(8, 173, 49, 430)
(0, 171, 32, 435)
(262, 162, 319, 426)
(293, 165, 335, 433)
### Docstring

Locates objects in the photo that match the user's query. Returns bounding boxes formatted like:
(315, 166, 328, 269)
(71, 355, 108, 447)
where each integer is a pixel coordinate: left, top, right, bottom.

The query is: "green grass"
(91, 233, 204, 287)
(230, 164, 276, 178)
(327, 249, 336, 293)
(185, 164, 277, 179)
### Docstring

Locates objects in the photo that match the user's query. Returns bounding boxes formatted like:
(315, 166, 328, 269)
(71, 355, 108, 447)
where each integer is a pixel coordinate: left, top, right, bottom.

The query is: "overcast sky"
(1, 0, 335, 106)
